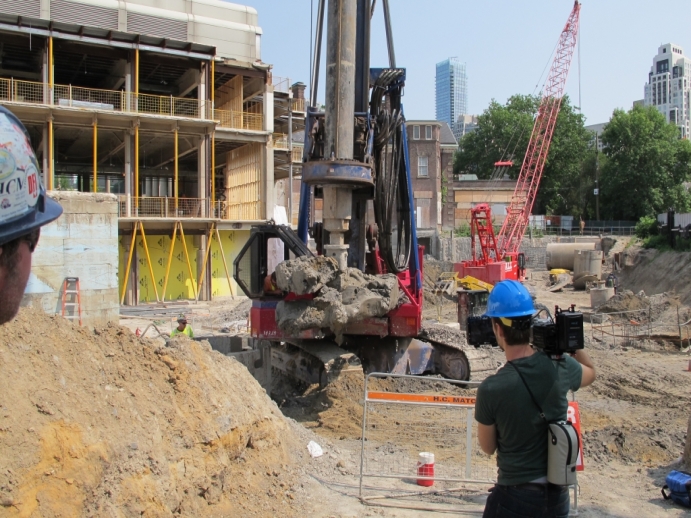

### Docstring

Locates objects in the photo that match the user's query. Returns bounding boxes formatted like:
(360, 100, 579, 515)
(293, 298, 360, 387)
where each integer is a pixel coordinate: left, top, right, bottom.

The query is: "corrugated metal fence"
(658, 213, 691, 228)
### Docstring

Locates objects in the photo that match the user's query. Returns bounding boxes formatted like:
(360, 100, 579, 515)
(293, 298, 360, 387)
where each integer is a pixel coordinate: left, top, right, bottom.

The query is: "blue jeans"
(482, 484, 570, 518)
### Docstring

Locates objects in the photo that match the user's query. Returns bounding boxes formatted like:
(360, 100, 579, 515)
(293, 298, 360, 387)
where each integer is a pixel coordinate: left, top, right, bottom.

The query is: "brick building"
(406, 120, 457, 244)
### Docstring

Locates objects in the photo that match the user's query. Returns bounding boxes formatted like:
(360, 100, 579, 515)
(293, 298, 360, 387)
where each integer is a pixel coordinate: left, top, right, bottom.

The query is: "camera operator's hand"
(571, 349, 596, 388)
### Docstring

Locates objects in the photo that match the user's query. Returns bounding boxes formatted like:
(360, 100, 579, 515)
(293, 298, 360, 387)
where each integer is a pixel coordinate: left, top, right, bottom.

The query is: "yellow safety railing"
(137, 93, 205, 118)
(214, 109, 263, 131)
(292, 98, 306, 112)
(272, 76, 290, 93)
(273, 133, 289, 149)
(0, 77, 214, 120)
(54, 84, 124, 110)
(211, 201, 227, 220)
(0, 78, 46, 104)
(292, 145, 304, 163)
(119, 197, 209, 218)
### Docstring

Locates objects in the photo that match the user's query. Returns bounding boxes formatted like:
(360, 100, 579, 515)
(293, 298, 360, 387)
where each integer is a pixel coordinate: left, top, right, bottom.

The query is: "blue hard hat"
(485, 280, 535, 318)
(0, 106, 63, 247)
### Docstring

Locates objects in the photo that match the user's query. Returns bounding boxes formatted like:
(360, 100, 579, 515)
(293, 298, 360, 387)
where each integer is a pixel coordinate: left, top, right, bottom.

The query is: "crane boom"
(498, 1, 581, 257)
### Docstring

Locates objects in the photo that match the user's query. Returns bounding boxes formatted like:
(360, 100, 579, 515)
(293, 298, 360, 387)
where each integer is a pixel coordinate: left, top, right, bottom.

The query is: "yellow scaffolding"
(120, 221, 236, 305)
(196, 223, 234, 301)
(161, 221, 198, 302)
(47, 36, 54, 190)
(120, 221, 160, 304)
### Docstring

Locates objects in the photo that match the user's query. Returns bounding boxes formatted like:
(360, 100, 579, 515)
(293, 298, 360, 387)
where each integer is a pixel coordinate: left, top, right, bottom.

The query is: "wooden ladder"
(61, 277, 82, 326)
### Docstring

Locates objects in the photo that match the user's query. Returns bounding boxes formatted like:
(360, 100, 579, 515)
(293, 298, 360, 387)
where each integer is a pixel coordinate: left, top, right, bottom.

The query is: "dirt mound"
(597, 290, 652, 313)
(619, 249, 691, 304)
(0, 307, 304, 517)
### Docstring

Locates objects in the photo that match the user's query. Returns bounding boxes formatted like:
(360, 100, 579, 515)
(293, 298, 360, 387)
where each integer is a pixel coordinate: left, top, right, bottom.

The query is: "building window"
(425, 125, 432, 140)
(418, 156, 428, 177)
(413, 125, 420, 139)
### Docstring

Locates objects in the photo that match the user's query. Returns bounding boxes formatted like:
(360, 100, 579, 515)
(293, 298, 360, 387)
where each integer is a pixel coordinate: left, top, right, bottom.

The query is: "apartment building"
(643, 43, 691, 138)
(0, 0, 304, 304)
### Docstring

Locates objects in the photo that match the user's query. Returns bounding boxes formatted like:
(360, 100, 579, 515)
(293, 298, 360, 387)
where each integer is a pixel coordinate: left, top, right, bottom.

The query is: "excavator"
(232, 0, 491, 386)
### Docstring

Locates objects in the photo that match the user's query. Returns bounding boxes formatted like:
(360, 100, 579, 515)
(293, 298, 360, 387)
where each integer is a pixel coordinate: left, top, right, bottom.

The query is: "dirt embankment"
(0, 307, 306, 517)
(619, 249, 691, 305)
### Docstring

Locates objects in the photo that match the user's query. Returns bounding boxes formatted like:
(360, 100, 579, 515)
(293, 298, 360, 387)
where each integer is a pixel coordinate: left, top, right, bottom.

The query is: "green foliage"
(600, 105, 691, 220)
(453, 94, 593, 218)
(643, 234, 691, 252)
(440, 173, 448, 203)
(528, 226, 544, 238)
(454, 95, 538, 180)
(634, 215, 659, 239)
(454, 223, 471, 237)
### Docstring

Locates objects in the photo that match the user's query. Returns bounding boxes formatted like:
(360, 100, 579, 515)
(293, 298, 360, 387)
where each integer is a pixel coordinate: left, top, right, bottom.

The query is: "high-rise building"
(453, 114, 478, 141)
(643, 43, 691, 138)
(435, 58, 467, 131)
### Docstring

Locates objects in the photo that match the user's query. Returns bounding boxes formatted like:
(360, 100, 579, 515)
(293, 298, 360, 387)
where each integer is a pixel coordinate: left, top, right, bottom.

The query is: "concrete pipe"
(573, 249, 603, 290)
(590, 286, 615, 308)
(545, 242, 596, 270)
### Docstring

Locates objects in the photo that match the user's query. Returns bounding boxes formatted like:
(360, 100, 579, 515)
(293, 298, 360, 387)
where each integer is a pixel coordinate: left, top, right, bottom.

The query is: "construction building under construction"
(0, 0, 304, 305)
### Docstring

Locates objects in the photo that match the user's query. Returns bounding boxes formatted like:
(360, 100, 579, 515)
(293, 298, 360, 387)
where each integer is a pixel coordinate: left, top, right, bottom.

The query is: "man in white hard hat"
(0, 106, 63, 325)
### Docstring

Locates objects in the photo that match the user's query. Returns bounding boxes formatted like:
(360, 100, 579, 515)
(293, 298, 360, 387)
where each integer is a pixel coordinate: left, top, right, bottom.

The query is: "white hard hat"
(0, 106, 63, 246)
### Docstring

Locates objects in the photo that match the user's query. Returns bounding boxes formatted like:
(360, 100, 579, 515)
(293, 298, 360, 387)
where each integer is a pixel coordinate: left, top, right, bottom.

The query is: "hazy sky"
(248, 0, 691, 126)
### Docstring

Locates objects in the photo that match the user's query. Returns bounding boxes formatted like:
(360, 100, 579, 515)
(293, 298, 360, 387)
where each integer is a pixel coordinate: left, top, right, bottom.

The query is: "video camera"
(467, 305, 584, 356)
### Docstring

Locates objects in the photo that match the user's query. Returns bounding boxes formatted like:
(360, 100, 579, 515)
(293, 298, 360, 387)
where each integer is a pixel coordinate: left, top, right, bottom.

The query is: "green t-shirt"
(475, 352, 582, 485)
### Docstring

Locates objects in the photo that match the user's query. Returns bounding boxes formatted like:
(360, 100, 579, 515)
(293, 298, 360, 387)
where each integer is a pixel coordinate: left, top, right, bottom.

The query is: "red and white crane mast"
(498, 1, 581, 258)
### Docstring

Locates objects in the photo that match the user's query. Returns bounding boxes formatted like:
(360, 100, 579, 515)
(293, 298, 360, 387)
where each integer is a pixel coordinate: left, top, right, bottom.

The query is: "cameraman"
(474, 280, 595, 517)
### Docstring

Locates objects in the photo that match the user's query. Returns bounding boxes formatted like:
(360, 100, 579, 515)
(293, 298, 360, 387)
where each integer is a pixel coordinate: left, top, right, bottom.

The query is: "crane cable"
(371, 83, 412, 273)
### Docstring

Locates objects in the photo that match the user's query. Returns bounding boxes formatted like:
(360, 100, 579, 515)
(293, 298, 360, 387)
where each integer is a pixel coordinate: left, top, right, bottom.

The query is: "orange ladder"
(61, 277, 82, 325)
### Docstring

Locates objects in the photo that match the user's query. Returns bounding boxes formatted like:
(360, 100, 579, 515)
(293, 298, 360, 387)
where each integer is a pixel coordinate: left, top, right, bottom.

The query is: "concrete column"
(125, 53, 132, 112)
(263, 81, 274, 219)
(42, 122, 48, 185)
(124, 131, 132, 217)
(198, 62, 208, 119)
(197, 135, 208, 215)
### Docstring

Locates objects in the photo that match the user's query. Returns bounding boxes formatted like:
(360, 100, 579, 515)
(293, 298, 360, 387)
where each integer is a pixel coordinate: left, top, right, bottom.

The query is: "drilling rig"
(232, 0, 491, 386)
(455, 1, 582, 285)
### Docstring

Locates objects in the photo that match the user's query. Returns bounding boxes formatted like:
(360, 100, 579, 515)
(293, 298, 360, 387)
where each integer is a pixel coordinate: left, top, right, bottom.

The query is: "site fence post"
(465, 409, 473, 478)
(358, 373, 369, 501)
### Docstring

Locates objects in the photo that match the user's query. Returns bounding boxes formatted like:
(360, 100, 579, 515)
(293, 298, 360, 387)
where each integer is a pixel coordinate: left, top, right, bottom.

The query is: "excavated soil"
(0, 307, 311, 517)
(619, 248, 691, 305)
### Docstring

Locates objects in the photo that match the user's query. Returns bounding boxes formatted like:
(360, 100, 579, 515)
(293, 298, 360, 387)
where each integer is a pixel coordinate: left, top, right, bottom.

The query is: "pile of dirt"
(597, 290, 652, 313)
(619, 249, 691, 304)
(0, 307, 306, 517)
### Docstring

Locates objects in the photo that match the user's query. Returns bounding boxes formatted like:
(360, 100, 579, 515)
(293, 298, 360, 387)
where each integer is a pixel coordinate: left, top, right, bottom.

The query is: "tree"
(599, 106, 691, 221)
(453, 94, 593, 217)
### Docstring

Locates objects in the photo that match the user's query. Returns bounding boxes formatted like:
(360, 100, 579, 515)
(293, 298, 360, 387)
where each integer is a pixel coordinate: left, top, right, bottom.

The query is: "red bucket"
(416, 452, 435, 487)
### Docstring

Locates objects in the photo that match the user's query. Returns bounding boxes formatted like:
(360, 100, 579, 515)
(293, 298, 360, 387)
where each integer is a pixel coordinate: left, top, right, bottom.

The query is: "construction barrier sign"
(567, 401, 584, 471)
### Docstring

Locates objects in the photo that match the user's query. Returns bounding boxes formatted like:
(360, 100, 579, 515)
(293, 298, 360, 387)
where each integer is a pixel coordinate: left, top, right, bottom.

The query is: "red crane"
(456, 1, 581, 284)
